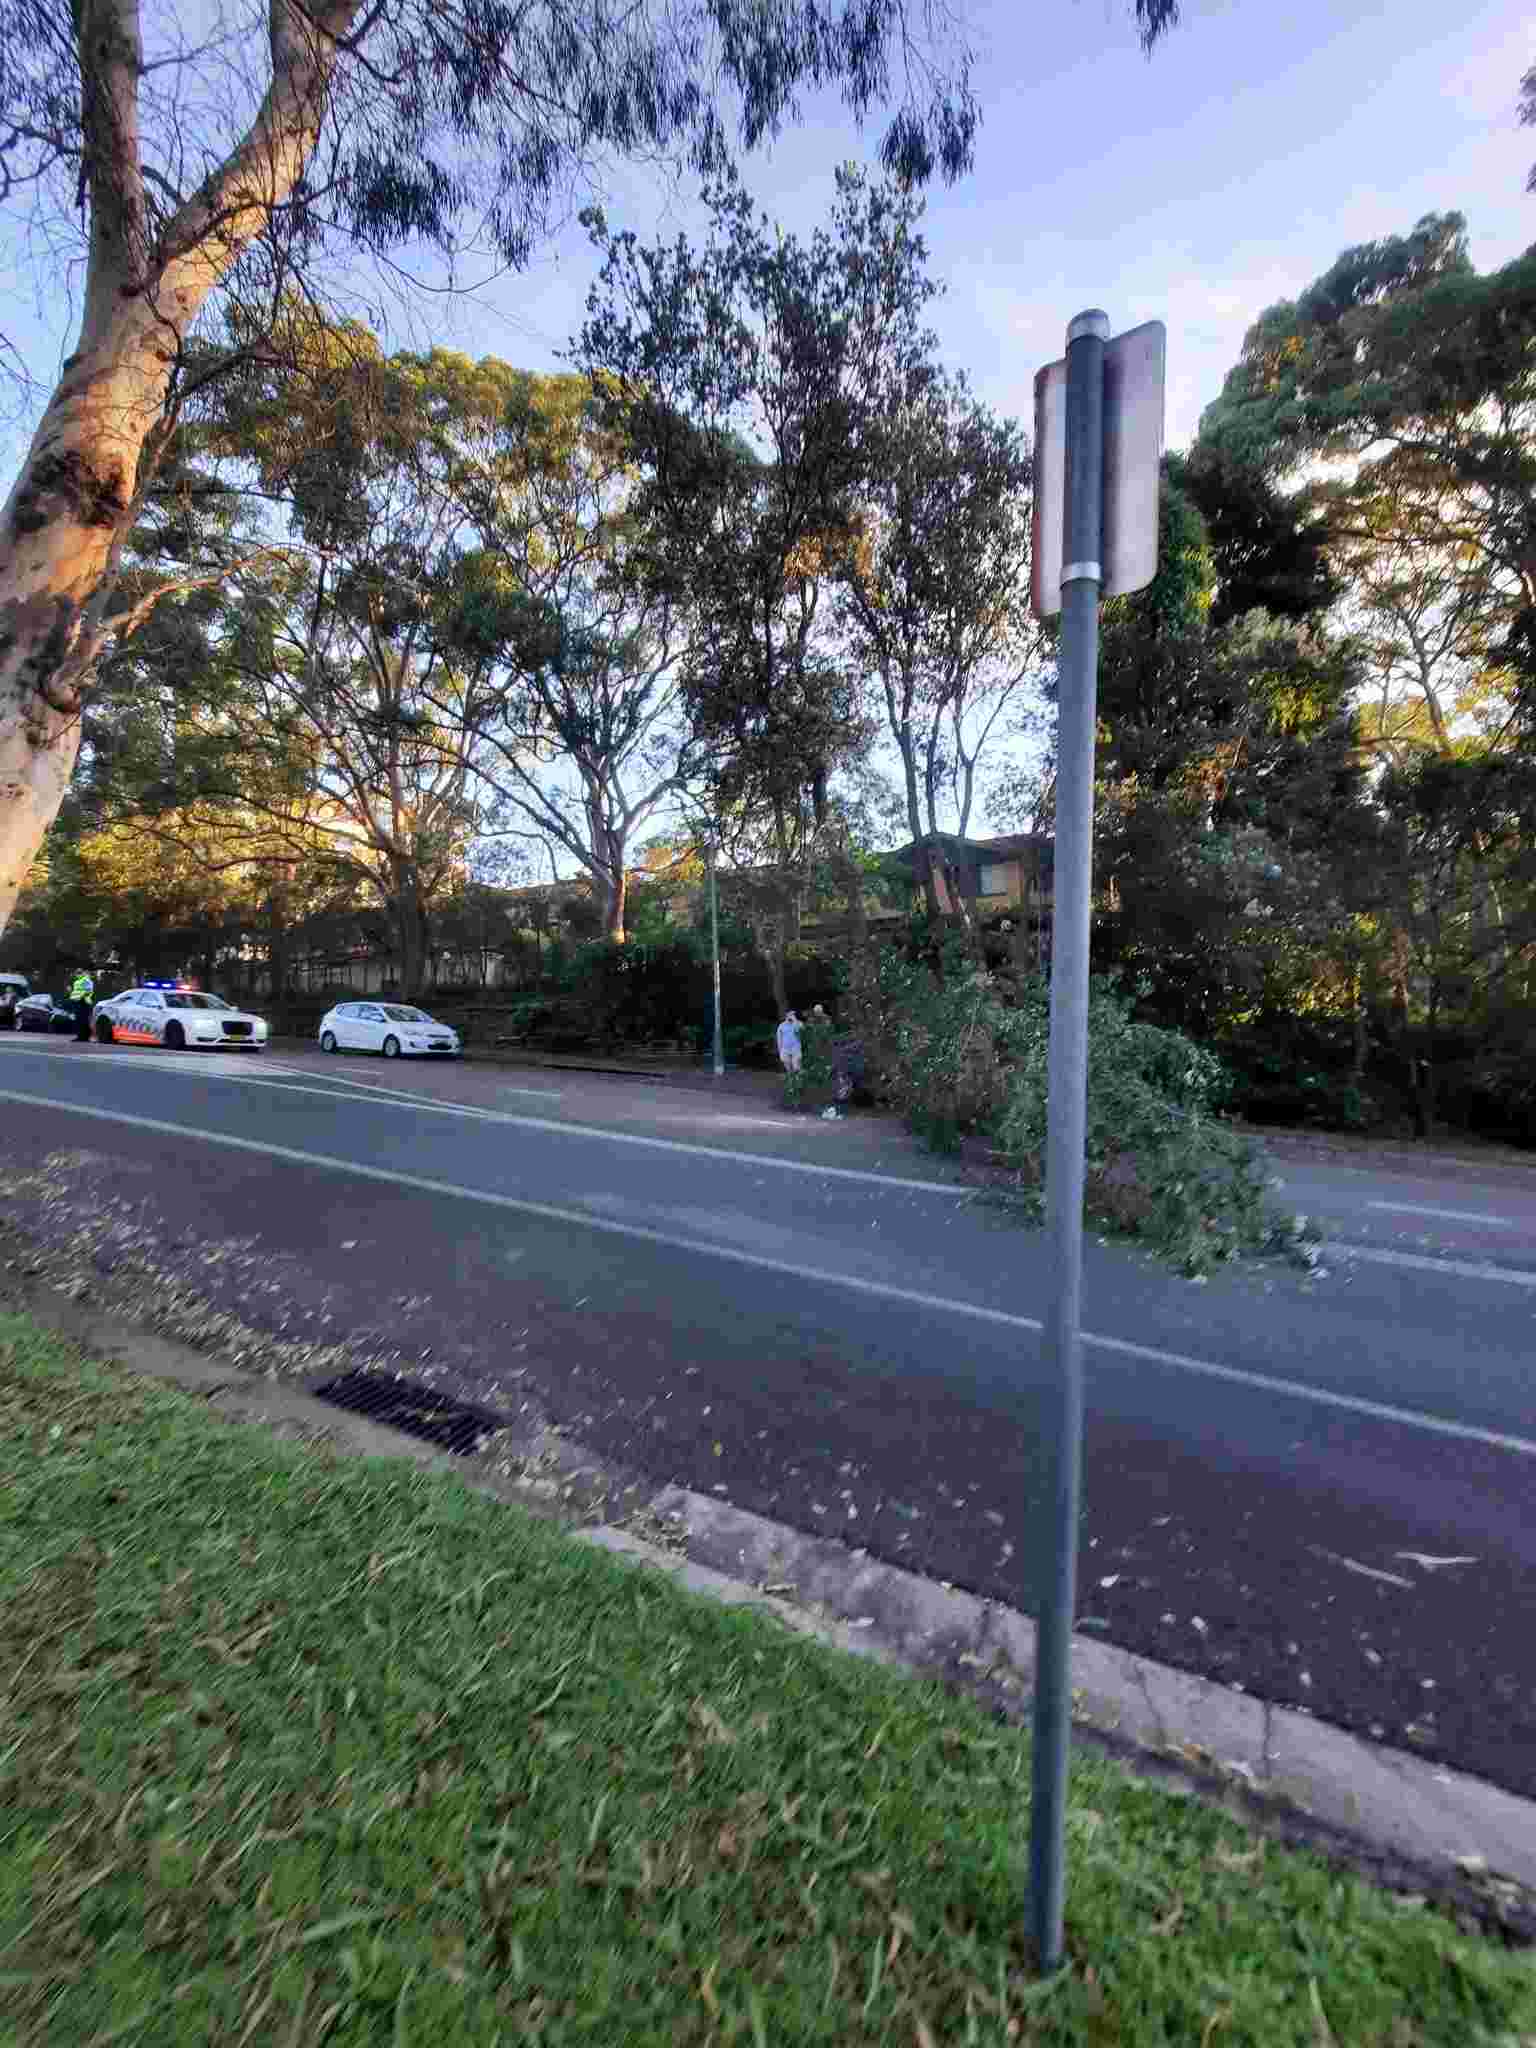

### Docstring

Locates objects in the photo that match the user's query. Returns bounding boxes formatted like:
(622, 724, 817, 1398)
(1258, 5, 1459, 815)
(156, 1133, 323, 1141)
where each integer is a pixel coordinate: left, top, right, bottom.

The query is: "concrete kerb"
(618, 1487, 1536, 1919)
(13, 1286, 1535, 1938)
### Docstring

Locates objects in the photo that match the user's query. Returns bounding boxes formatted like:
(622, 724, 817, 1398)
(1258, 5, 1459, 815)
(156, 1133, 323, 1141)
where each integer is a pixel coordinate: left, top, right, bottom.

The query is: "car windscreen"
(381, 1006, 430, 1022)
(161, 992, 233, 1010)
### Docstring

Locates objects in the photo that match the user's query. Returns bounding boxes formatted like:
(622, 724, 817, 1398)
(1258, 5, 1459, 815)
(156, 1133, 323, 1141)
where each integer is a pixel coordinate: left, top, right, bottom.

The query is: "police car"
(92, 981, 269, 1051)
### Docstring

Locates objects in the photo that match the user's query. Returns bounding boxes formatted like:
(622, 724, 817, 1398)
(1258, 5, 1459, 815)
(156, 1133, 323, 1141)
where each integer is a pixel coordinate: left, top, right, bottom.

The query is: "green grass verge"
(1, 1311, 1532, 2047)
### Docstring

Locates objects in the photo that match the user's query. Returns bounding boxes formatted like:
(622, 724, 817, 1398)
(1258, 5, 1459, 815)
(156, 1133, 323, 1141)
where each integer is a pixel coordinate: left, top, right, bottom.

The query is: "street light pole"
(707, 834, 725, 1077)
(1029, 307, 1107, 1975)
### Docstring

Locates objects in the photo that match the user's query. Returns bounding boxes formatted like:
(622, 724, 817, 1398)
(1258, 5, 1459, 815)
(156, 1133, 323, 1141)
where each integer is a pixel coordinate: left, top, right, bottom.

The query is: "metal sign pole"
(708, 836, 725, 1077)
(1029, 307, 1108, 1974)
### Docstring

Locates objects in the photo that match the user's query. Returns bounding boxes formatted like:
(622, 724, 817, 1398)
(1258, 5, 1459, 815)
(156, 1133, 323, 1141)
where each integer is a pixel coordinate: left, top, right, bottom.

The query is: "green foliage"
(850, 948, 1293, 1276)
(1177, 447, 1336, 628)
(1197, 214, 1536, 746)
(1217, 1018, 1380, 1133)
(1178, 212, 1536, 1139)
(577, 166, 940, 862)
(836, 373, 1039, 911)
(0, 0, 981, 300)
(555, 932, 709, 1044)
(1086, 467, 1368, 1051)
(781, 1009, 838, 1110)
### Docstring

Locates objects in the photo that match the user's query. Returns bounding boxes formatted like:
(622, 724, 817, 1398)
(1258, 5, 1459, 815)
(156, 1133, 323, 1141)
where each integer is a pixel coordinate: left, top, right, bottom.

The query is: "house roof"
(884, 832, 1054, 877)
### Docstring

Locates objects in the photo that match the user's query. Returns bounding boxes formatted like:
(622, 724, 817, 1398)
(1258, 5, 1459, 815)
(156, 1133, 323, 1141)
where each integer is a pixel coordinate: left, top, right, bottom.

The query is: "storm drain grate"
(311, 1370, 509, 1457)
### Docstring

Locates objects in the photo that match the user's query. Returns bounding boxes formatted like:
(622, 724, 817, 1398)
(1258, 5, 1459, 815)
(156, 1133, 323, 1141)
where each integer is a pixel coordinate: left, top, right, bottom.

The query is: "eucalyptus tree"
(18, 0, 1180, 924)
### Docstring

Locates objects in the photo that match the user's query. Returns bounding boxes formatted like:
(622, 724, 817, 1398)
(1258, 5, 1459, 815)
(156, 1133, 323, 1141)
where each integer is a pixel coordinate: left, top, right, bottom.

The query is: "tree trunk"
(602, 864, 628, 944)
(394, 880, 426, 999)
(769, 938, 789, 1017)
(0, 386, 143, 925)
(829, 837, 869, 952)
(0, 0, 361, 937)
(3, 318, 192, 921)
(1414, 981, 1440, 1140)
(922, 713, 972, 937)
(893, 718, 942, 923)
(268, 901, 290, 1004)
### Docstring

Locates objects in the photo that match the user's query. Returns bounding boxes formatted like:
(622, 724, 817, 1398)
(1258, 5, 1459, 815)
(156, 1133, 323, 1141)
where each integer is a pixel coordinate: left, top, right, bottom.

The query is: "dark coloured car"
(15, 992, 76, 1035)
(0, 973, 30, 1030)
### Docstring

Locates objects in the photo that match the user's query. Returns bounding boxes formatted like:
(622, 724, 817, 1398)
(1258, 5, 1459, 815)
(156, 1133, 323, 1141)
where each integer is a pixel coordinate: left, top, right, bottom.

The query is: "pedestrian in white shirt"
(775, 1010, 802, 1074)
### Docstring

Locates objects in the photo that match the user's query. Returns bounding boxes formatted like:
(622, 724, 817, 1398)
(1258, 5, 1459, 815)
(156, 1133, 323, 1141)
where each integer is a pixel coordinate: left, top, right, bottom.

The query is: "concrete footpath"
(12, 1280, 1534, 1943)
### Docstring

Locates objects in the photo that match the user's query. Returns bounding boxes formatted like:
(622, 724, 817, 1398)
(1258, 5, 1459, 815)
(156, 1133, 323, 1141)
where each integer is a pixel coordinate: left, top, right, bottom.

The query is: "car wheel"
(382, 1034, 401, 1060)
(95, 1016, 114, 1044)
(164, 1022, 185, 1050)
(320, 1030, 338, 1054)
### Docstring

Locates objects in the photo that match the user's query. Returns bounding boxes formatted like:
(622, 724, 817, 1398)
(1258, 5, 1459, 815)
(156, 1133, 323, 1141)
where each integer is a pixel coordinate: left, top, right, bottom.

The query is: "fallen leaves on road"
(1310, 1547, 1414, 1590)
(690, 1700, 736, 1746)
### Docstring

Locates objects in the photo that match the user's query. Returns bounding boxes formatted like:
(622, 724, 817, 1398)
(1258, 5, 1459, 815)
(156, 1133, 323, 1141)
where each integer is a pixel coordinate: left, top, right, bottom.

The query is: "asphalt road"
(3, 1037, 1534, 1797)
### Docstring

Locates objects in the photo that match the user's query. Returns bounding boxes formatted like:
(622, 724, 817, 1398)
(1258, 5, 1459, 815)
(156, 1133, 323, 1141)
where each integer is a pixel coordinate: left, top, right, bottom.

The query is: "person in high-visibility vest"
(68, 968, 95, 1043)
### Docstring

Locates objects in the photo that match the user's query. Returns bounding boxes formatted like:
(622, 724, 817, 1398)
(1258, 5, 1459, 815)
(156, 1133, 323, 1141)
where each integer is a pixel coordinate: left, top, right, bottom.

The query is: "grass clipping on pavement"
(2, 1314, 1531, 2047)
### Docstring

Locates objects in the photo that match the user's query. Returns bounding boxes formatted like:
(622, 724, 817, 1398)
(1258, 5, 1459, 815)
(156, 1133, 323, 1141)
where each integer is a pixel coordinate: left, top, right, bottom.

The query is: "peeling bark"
(0, 0, 362, 934)
(601, 865, 629, 945)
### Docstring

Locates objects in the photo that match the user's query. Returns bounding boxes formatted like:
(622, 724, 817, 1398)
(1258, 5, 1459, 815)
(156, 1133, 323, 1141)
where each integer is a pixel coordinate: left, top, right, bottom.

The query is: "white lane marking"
(5, 1084, 1535, 1462)
(0, 1052, 968, 1199)
(6, 1043, 465, 1107)
(2, 1043, 263, 1072)
(1366, 1200, 1516, 1227)
(289, 1067, 565, 1104)
(1323, 1241, 1536, 1288)
(269, 1058, 562, 1103)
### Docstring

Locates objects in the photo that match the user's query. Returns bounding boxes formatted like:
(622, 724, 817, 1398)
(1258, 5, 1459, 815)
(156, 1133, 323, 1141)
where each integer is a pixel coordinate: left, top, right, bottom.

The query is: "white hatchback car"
(318, 1001, 461, 1059)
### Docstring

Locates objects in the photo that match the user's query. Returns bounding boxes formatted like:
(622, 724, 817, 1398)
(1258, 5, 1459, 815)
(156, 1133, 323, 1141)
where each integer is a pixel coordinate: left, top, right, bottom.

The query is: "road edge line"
(5, 1083, 1535, 1460)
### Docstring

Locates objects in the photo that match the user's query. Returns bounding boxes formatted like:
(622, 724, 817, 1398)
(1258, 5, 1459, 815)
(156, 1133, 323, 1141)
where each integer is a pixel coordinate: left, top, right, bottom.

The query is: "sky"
(1, 0, 1532, 849)
(316, 0, 1536, 455)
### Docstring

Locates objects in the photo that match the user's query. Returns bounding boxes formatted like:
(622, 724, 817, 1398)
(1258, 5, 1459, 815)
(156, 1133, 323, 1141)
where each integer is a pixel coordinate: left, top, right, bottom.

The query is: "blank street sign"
(1031, 320, 1166, 618)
